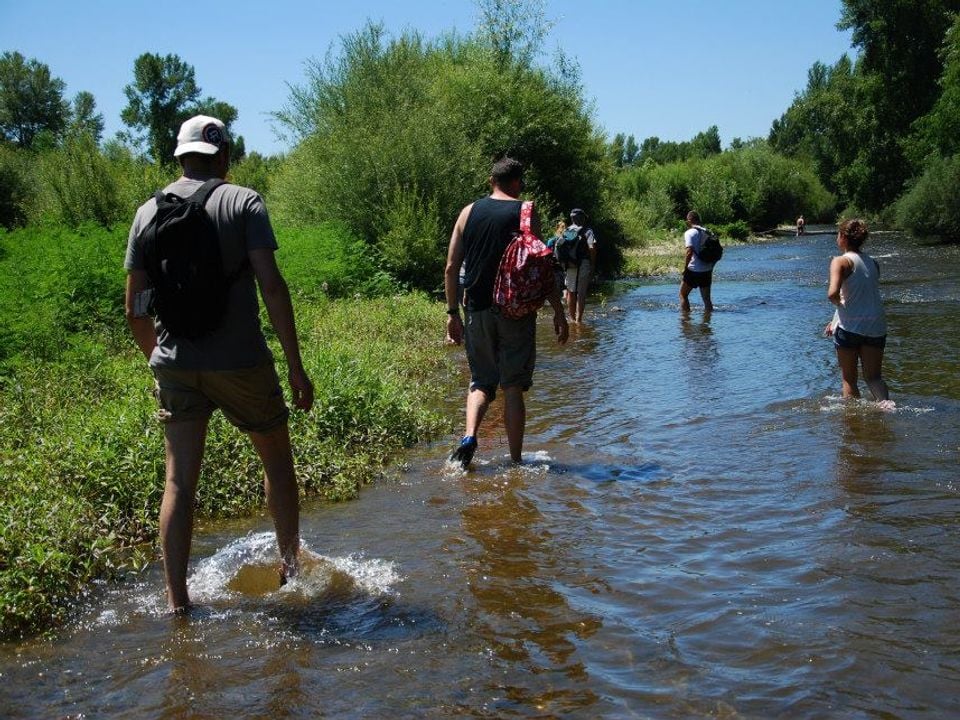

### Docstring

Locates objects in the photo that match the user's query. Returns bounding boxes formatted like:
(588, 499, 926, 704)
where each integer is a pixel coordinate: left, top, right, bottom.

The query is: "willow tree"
(271, 6, 617, 291)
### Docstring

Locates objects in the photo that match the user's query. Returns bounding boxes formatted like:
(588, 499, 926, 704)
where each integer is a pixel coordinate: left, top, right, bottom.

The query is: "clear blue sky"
(0, 0, 854, 156)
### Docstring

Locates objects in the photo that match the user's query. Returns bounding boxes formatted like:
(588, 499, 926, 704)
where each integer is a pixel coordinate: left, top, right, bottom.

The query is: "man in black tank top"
(443, 158, 568, 468)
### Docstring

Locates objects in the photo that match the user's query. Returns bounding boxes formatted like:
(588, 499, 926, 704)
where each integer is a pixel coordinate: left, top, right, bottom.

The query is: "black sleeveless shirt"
(461, 196, 522, 311)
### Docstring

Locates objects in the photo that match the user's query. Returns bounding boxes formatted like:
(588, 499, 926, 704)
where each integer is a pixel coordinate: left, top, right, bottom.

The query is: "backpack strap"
(189, 179, 251, 281)
(186, 177, 227, 206)
(519, 200, 533, 236)
(693, 225, 705, 257)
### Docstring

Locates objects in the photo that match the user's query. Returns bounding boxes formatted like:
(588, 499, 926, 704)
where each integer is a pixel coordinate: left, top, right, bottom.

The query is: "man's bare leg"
(249, 422, 301, 578)
(465, 386, 491, 438)
(700, 284, 713, 312)
(565, 289, 577, 322)
(679, 281, 693, 312)
(160, 417, 209, 611)
(503, 385, 526, 463)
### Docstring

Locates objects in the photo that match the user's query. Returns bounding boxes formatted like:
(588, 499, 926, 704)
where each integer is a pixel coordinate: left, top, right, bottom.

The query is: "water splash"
(188, 532, 401, 603)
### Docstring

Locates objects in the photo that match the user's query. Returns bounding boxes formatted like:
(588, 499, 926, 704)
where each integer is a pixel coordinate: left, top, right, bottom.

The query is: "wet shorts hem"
(833, 326, 887, 350)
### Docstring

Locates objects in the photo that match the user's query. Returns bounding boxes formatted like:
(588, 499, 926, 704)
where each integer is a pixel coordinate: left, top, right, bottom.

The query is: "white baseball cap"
(173, 115, 230, 157)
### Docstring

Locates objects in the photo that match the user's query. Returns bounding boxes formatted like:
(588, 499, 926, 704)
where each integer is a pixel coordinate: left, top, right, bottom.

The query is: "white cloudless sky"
(0, 0, 854, 156)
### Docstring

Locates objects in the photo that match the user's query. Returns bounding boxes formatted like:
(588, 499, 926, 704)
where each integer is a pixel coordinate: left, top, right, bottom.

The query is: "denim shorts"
(833, 326, 887, 350)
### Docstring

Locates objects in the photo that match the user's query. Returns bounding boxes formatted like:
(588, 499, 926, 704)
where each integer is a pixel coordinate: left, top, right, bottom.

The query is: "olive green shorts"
(151, 362, 289, 433)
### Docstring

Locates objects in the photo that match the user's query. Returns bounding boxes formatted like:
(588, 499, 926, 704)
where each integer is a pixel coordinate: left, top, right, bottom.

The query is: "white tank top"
(834, 251, 887, 337)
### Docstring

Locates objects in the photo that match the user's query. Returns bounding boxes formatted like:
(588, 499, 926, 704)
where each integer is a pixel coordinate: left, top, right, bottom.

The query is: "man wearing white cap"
(124, 115, 314, 613)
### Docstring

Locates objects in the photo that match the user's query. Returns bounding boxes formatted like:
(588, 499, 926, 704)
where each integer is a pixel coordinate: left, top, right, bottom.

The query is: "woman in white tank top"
(823, 219, 890, 401)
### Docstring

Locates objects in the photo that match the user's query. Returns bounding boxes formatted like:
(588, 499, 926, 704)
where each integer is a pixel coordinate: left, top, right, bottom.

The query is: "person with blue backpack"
(124, 115, 314, 612)
(554, 208, 597, 323)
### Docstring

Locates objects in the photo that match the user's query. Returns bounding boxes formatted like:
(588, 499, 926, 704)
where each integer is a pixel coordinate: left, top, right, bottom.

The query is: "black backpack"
(695, 226, 723, 264)
(143, 179, 242, 339)
(554, 226, 588, 268)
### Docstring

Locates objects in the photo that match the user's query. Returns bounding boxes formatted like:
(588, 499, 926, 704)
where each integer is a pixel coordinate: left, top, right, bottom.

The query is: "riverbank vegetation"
(2, 0, 957, 637)
(768, 0, 960, 239)
(0, 222, 453, 638)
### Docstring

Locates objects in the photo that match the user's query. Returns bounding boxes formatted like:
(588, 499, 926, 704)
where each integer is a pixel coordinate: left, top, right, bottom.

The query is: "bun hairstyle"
(839, 218, 869, 249)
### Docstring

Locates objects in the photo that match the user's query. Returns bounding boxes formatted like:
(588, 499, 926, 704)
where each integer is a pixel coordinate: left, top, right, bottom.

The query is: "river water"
(2, 233, 959, 719)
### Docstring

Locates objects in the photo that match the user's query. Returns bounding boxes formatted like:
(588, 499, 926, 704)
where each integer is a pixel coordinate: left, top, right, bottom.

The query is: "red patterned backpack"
(493, 201, 556, 319)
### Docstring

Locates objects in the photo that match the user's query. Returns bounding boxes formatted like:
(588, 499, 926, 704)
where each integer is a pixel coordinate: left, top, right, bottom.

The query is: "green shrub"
(102, 142, 178, 219)
(617, 144, 836, 231)
(714, 220, 751, 241)
(32, 133, 126, 227)
(0, 144, 33, 229)
(276, 222, 397, 299)
(896, 153, 960, 238)
(229, 151, 281, 198)
(374, 186, 446, 292)
(0, 224, 127, 365)
(271, 22, 623, 287)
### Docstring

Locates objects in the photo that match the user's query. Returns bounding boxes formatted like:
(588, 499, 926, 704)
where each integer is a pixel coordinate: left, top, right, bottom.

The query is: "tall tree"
(608, 133, 639, 167)
(690, 126, 722, 158)
(121, 53, 241, 163)
(0, 51, 70, 148)
(68, 90, 104, 142)
(121, 53, 200, 162)
(909, 13, 960, 161)
(837, 0, 960, 208)
(769, 56, 862, 202)
(475, 0, 552, 69)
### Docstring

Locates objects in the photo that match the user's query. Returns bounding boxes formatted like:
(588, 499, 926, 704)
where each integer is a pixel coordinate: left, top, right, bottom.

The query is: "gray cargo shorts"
(464, 308, 537, 401)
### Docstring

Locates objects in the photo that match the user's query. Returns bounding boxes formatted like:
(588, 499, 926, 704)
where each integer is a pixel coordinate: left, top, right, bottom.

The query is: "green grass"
(620, 245, 685, 277)
(0, 224, 456, 639)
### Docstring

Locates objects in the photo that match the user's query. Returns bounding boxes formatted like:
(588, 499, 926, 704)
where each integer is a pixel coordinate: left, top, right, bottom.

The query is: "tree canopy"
(120, 53, 243, 163)
(0, 51, 70, 148)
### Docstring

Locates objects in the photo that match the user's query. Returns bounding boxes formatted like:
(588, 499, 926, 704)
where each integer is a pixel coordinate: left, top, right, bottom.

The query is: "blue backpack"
(554, 226, 588, 268)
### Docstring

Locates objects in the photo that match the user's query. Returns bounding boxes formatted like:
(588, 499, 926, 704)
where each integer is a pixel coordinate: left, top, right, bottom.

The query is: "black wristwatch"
(446, 307, 460, 316)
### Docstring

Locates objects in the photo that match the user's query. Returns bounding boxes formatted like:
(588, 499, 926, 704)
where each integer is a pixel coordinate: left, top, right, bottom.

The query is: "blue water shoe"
(450, 435, 477, 469)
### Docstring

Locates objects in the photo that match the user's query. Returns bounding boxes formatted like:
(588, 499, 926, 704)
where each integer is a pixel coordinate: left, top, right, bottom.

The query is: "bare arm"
(444, 204, 472, 345)
(533, 209, 568, 343)
(827, 255, 851, 306)
(249, 248, 314, 411)
(125, 270, 157, 361)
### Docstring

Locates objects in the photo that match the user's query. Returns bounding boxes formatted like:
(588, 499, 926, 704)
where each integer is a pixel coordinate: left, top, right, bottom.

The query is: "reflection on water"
(3, 234, 960, 719)
(460, 468, 602, 713)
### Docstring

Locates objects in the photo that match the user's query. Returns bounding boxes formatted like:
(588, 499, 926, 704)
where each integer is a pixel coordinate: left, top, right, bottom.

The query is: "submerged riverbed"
(2, 233, 958, 718)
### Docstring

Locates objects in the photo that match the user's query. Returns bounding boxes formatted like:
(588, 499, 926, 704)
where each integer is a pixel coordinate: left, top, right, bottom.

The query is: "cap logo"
(201, 123, 223, 146)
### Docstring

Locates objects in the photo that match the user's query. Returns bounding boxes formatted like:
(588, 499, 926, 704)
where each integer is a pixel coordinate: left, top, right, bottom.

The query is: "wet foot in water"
(450, 436, 477, 469)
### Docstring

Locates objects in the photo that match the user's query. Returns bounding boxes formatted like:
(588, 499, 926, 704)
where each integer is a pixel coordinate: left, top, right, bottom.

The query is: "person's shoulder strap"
(187, 178, 227, 206)
(520, 200, 534, 236)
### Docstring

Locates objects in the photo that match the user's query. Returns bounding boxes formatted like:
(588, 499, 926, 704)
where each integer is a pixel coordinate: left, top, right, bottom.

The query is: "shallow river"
(2, 233, 959, 719)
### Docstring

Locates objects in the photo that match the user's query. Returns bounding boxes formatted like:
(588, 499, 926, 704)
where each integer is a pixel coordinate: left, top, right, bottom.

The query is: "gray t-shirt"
(125, 176, 278, 370)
